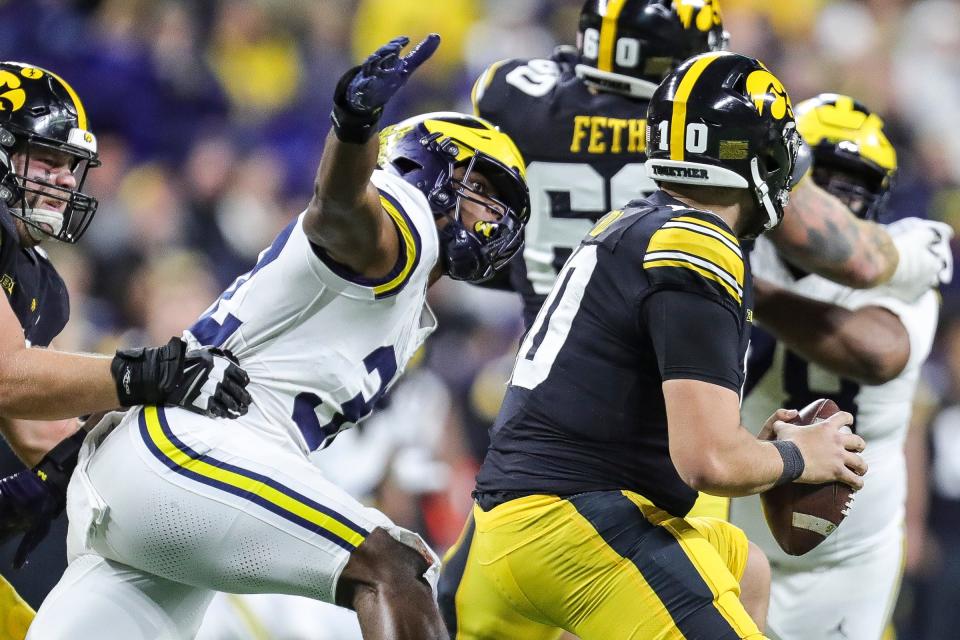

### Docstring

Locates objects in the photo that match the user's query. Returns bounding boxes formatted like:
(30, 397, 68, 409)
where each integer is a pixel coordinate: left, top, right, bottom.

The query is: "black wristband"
(110, 337, 185, 407)
(772, 439, 805, 486)
(330, 66, 382, 144)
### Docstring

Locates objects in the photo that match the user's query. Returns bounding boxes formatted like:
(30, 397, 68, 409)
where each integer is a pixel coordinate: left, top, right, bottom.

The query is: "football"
(760, 398, 856, 556)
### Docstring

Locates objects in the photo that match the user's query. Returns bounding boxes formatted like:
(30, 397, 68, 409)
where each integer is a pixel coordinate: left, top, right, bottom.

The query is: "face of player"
(451, 165, 505, 228)
(812, 166, 873, 219)
(12, 147, 78, 246)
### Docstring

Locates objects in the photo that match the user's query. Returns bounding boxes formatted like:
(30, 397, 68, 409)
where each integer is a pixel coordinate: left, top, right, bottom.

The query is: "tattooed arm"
(769, 179, 898, 288)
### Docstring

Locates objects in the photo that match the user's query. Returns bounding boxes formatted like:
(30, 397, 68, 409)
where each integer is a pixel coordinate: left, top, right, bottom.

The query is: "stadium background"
(2, 0, 960, 637)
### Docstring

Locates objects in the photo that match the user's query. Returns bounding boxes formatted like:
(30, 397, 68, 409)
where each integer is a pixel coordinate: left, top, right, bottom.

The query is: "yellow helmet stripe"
(598, 0, 628, 73)
(424, 117, 527, 179)
(45, 70, 87, 131)
(669, 52, 724, 161)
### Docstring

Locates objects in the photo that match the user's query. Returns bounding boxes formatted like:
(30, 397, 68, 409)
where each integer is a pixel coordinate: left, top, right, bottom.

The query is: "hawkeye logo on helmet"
(0, 71, 26, 112)
(651, 165, 709, 180)
(677, 0, 723, 32)
(746, 69, 793, 120)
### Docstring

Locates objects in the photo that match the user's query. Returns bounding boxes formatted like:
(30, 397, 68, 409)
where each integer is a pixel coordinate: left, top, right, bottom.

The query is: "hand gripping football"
(760, 399, 856, 555)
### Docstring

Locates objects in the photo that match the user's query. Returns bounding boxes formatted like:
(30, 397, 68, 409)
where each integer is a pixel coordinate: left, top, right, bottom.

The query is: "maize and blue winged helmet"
(378, 112, 529, 282)
(795, 93, 897, 221)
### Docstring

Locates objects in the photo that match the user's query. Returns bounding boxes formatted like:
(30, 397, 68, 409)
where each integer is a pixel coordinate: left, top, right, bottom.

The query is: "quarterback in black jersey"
(443, 52, 869, 640)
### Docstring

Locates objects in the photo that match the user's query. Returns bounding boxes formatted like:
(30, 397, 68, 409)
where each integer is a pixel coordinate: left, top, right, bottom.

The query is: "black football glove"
(331, 33, 440, 143)
(110, 337, 252, 418)
(0, 430, 85, 569)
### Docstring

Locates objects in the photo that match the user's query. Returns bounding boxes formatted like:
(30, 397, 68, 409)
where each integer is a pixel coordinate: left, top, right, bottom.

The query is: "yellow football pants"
(0, 575, 34, 640)
(440, 490, 763, 640)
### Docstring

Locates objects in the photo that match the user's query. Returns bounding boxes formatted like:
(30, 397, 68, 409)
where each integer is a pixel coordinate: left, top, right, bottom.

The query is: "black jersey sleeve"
(642, 288, 744, 392)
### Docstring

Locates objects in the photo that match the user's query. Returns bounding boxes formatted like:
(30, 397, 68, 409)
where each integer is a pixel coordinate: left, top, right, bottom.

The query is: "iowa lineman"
(0, 61, 251, 637)
(729, 95, 940, 640)
(446, 52, 867, 639)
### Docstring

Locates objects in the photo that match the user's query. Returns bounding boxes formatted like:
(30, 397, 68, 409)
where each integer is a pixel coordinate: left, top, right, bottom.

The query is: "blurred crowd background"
(2, 0, 960, 637)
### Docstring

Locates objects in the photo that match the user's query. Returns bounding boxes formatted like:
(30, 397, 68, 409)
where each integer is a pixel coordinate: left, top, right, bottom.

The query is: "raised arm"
(772, 179, 953, 299)
(303, 34, 440, 276)
(771, 178, 897, 288)
(752, 276, 910, 385)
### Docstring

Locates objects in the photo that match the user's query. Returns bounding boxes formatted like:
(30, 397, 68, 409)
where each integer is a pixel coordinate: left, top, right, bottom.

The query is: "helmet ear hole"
(763, 149, 783, 176)
(391, 157, 423, 175)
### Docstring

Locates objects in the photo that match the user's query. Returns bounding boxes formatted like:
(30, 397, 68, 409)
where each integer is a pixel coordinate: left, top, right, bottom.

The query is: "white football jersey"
(729, 234, 939, 568)
(184, 170, 439, 454)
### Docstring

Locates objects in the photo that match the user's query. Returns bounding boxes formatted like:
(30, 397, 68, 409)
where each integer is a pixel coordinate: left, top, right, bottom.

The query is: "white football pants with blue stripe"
(28, 406, 439, 640)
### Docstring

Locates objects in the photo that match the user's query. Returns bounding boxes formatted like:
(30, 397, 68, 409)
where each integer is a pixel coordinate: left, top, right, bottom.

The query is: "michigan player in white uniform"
(27, 35, 529, 640)
(729, 95, 941, 640)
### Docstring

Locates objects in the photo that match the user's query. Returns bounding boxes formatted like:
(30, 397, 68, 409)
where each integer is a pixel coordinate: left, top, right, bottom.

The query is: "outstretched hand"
(344, 34, 441, 115)
(887, 217, 954, 300)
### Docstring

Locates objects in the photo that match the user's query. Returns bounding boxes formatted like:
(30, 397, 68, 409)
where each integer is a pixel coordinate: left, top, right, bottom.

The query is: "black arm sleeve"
(641, 288, 744, 392)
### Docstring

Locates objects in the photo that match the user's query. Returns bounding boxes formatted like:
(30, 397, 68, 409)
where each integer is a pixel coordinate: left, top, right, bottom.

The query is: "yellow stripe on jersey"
(644, 258, 742, 304)
(598, 0, 628, 72)
(471, 59, 509, 114)
(645, 216, 745, 305)
(0, 575, 34, 640)
(373, 193, 419, 298)
(674, 215, 739, 246)
(647, 226, 743, 283)
(589, 209, 624, 237)
(142, 406, 367, 550)
(670, 53, 724, 161)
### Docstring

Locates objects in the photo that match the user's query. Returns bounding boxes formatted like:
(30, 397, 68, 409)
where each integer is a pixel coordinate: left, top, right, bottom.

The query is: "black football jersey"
(474, 191, 753, 517)
(0, 204, 69, 347)
(472, 51, 654, 327)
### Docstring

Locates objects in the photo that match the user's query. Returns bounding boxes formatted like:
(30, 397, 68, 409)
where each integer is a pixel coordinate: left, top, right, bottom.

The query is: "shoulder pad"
(471, 58, 563, 117)
(643, 210, 746, 306)
(585, 205, 655, 247)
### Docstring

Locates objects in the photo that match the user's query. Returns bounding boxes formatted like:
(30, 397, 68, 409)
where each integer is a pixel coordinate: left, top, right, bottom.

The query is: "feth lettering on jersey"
(570, 116, 647, 155)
